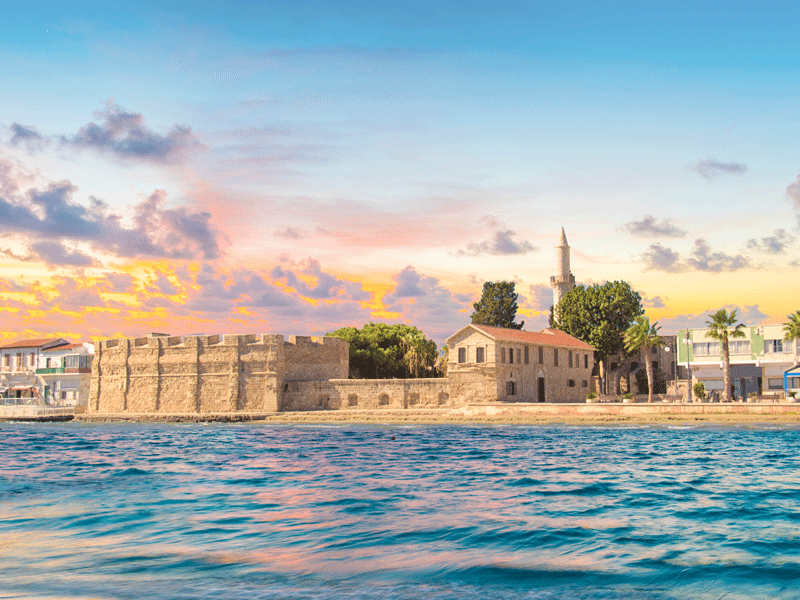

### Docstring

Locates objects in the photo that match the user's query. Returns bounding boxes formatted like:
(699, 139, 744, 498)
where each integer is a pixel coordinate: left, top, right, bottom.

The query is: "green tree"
(553, 281, 643, 394)
(326, 323, 439, 379)
(471, 281, 524, 329)
(784, 310, 800, 345)
(624, 316, 664, 403)
(706, 309, 745, 402)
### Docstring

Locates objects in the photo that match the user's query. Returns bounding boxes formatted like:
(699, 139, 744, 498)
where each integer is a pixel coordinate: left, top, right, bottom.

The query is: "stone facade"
(445, 324, 596, 403)
(90, 333, 348, 414)
(283, 378, 451, 411)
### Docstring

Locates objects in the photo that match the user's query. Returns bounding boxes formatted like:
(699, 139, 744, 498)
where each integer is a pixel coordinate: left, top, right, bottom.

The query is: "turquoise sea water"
(1, 423, 800, 599)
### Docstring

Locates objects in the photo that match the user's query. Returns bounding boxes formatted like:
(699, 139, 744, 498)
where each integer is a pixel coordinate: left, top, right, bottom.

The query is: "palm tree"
(706, 309, 745, 402)
(785, 310, 800, 348)
(624, 316, 664, 403)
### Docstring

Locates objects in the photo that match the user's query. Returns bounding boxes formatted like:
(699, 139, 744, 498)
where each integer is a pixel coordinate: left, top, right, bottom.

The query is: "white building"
(0, 338, 94, 406)
(677, 324, 800, 399)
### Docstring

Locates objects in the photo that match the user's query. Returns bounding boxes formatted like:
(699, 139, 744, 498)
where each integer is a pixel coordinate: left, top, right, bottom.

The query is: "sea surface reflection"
(1, 423, 800, 599)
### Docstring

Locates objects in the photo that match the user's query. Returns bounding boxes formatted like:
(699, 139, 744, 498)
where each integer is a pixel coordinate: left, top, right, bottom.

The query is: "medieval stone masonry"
(90, 325, 596, 414)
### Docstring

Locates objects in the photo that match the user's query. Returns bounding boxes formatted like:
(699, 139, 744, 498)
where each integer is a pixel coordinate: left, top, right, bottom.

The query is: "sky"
(1, 0, 799, 347)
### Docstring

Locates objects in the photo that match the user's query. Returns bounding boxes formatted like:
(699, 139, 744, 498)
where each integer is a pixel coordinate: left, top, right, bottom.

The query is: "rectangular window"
(764, 340, 785, 354)
(29, 352, 35, 367)
(3, 354, 8, 367)
(509, 348, 514, 364)
(568, 379, 575, 387)
(581, 380, 588, 387)
(16, 353, 22, 370)
(652, 360, 658, 371)
(501, 348, 506, 363)
(524, 346, 529, 365)
(729, 341, 751, 355)
(568, 351, 573, 368)
(538, 347, 544, 364)
(768, 378, 783, 389)
(476, 347, 484, 363)
(506, 381, 516, 395)
(584, 354, 589, 369)
(693, 342, 721, 356)
(46, 357, 52, 368)
(789, 376, 800, 388)
(65, 355, 79, 369)
(554, 349, 559, 367)
(458, 347, 466, 363)
(651, 346, 658, 354)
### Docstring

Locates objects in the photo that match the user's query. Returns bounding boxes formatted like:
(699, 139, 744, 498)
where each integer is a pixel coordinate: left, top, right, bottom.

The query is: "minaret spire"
(550, 227, 576, 312)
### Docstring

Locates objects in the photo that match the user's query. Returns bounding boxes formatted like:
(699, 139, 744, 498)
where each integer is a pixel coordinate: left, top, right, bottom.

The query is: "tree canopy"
(553, 281, 643, 392)
(784, 310, 800, 343)
(326, 323, 440, 379)
(471, 281, 524, 329)
(624, 315, 664, 403)
(706, 309, 745, 402)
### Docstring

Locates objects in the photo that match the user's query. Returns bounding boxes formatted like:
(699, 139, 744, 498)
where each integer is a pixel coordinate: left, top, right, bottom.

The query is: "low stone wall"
(461, 402, 800, 417)
(283, 378, 452, 411)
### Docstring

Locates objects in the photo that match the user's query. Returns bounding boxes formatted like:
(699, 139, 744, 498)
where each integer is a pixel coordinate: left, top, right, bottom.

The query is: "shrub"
(622, 391, 632, 399)
(693, 382, 706, 400)
(586, 392, 597, 400)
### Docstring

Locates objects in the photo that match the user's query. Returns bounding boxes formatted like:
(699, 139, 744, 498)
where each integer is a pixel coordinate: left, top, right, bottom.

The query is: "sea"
(1, 422, 799, 600)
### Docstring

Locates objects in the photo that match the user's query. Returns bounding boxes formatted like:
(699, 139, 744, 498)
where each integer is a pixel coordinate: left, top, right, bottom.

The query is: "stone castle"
(90, 229, 598, 413)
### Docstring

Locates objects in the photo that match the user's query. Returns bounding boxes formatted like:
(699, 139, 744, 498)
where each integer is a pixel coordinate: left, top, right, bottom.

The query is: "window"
(584, 354, 589, 369)
(16, 353, 22, 370)
(768, 378, 784, 390)
(65, 355, 79, 369)
(524, 346, 529, 364)
(554, 349, 559, 367)
(788, 376, 800, 389)
(538, 347, 544, 364)
(458, 347, 466, 363)
(568, 379, 575, 387)
(509, 348, 514, 364)
(568, 351, 573, 368)
(501, 348, 506, 363)
(651, 346, 658, 354)
(506, 381, 516, 395)
(764, 340, 785, 354)
(652, 361, 658, 371)
(730, 341, 751, 355)
(693, 342, 720, 356)
(476, 347, 485, 363)
(3, 354, 9, 367)
(29, 352, 35, 367)
(582, 380, 588, 387)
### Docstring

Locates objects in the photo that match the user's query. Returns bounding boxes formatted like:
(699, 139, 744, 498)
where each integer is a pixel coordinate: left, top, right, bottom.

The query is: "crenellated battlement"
(90, 333, 349, 414)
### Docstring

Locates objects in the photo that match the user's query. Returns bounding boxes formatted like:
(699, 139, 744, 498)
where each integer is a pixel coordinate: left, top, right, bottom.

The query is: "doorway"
(538, 377, 545, 403)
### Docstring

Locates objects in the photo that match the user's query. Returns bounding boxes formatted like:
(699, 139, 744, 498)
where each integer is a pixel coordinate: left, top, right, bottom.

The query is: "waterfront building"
(0, 338, 68, 400)
(444, 324, 595, 403)
(677, 324, 800, 399)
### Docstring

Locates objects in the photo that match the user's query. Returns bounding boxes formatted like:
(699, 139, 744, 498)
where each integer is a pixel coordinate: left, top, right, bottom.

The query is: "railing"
(36, 367, 66, 374)
(0, 404, 74, 418)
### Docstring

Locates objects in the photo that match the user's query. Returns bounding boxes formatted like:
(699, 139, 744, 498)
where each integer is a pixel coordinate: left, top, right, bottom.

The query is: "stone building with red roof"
(445, 324, 596, 403)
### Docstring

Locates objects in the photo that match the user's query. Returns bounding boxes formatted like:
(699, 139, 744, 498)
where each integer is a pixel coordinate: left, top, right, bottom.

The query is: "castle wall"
(90, 333, 344, 414)
(282, 378, 452, 411)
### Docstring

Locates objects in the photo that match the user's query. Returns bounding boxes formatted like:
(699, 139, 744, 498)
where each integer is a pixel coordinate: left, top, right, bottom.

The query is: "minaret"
(550, 227, 576, 309)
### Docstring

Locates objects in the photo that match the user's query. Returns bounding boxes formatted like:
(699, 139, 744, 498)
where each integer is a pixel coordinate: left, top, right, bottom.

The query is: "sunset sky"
(2, 1, 799, 347)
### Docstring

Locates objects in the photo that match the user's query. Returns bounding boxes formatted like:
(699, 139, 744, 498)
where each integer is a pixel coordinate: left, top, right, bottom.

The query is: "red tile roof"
(0, 338, 69, 350)
(464, 324, 595, 351)
(41, 343, 86, 352)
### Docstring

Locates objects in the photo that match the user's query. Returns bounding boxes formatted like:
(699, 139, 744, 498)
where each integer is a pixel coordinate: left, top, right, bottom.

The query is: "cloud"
(274, 226, 305, 239)
(59, 101, 206, 165)
(642, 243, 683, 272)
(744, 229, 795, 254)
(526, 283, 553, 312)
(28, 241, 99, 267)
(7, 123, 48, 152)
(642, 294, 666, 309)
(658, 304, 769, 334)
(642, 239, 749, 273)
(625, 215, 685, 238)
(456, 222, 537, 257)
(691, 159, 747, 179)
(0, 163, 223, 262)
(270, 258, 370, 301)
(686, 239, 749, 272)
(787, 173, 800, 209)
(382, 266, 469, 344)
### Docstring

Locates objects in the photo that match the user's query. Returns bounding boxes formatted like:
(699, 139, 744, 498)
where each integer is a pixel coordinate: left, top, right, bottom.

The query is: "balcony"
(36, 367, 65, 374)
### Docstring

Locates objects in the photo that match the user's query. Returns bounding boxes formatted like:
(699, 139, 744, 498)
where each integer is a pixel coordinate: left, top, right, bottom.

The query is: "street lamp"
(684, 332, 693, 403)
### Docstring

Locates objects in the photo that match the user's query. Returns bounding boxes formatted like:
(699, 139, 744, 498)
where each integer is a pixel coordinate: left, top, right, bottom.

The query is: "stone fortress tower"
(550, 227, 576, 308)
